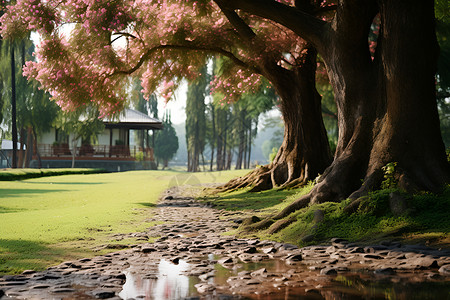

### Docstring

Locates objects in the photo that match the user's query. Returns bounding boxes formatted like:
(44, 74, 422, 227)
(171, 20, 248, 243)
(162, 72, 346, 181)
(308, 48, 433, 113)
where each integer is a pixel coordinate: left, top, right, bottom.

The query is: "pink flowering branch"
(112, 43, 261, 77)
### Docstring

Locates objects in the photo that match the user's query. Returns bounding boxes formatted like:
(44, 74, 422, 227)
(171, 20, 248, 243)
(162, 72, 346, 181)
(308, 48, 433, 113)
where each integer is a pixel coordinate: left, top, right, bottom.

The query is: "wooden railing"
(36, 144, 154, 161)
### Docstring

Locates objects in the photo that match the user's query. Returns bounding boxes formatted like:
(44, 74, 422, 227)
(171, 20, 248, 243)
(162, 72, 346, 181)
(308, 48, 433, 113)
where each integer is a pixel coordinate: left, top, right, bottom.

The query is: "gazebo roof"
(104, 109, 163, 130)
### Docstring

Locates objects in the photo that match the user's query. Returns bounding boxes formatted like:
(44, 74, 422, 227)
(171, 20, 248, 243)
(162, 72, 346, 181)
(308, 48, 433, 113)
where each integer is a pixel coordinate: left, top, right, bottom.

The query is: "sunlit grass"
(0, 169, 247, 274)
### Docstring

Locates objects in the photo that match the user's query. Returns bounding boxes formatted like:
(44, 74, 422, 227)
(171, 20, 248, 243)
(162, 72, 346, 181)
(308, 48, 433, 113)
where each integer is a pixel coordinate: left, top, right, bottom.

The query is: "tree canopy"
(0, 0, 305, 117)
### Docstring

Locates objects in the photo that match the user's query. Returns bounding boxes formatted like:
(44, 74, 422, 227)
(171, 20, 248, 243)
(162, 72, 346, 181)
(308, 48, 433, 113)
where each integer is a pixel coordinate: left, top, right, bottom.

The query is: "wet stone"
(438, 264, 450, 275)
(242, 246, 258, 254)
(412, 258, 439, 269)
(320, 268, 338, 275)
(51, 288, 76, 293)
(3, 275, 27, 282)
(363, 254, 384, 260)
(218, 257, 233, 264)
(194, 283, 215, 293)
(22, 270, 37, 275)
(30, 284, 52, 289)
(0, 281, 27, 286)
(141, 246, 157, 253)
(374, 267, 396, 275)
(92, 289, 116, 299)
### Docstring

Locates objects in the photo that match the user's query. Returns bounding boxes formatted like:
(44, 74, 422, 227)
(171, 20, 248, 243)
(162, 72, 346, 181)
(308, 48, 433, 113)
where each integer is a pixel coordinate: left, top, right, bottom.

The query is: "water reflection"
(119, 256, 450, 300)
(119, 259, 193, 300)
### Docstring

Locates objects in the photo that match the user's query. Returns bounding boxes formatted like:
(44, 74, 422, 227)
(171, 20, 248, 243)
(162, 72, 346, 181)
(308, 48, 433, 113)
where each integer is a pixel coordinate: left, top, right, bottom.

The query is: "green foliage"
(135, 151, 144, 162)
(130, 78, 158, 119)
(269, 147, 278, 162)
(154, 114, 179, 164)
(1, 37, 59, 140)
(56, 106, 105, 146)
(381, 162, 398, 189)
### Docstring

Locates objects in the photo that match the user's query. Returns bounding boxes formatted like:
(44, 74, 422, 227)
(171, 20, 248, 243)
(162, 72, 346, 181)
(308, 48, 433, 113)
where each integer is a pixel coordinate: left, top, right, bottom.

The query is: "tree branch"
(214, 0, 328, 51)
(111, 43, 261, 76)
(215, 3, 257, 41)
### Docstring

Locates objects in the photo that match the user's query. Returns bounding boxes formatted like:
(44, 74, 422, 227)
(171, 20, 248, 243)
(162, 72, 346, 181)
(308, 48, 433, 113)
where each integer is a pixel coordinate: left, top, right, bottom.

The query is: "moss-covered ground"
(205, 184, 450, 249)
(0, 169, 247, 274)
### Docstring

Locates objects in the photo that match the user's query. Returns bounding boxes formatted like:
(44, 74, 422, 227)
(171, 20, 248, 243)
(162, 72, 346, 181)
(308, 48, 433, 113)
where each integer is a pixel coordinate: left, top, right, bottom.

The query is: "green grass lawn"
(0, 169, 248, 274)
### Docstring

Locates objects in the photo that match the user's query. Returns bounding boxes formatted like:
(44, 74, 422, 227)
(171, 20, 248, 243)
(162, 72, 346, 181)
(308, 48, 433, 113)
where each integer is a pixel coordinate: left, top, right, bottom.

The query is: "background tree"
(186, 65, 207, 172)
(154, 113, 179, 169)
(130, 78, 158, 149)
(1, 35, 59, 168)
(55, 107, 104, 168)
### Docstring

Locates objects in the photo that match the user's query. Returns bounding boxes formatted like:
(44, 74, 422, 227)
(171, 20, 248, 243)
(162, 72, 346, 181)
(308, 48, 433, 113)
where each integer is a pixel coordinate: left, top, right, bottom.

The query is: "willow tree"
(0, 0, 332, 190)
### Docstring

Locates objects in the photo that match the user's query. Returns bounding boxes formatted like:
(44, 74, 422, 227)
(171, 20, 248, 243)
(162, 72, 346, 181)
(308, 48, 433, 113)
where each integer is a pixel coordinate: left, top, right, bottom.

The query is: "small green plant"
(135, 151, 144, 162)
(269, 147, 278, 162)
(381, 162, 398, 189)
(446, 147, 450, 162)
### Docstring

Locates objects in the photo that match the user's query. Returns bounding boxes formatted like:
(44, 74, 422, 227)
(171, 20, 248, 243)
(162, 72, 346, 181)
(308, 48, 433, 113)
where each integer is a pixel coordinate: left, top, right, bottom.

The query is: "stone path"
(1, 186, 450, 299)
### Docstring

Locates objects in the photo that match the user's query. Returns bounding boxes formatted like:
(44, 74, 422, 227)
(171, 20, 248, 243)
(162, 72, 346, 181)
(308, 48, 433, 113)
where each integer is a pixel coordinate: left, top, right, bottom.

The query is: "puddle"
(119, 259, 198, 300)
(119, 256, 450, 300)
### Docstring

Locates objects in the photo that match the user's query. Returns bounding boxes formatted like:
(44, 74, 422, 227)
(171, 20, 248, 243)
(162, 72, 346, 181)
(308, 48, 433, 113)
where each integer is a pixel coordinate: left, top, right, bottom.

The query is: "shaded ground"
(0, 186, 449, 299)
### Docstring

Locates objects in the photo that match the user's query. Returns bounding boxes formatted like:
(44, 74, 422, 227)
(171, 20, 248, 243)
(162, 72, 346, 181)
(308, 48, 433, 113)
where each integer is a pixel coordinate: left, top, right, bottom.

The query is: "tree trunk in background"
(210, 103, 216, 171)
(247, 121, 252, 169)
(219, 47, 332, 192)
(11, 44, 17, 168)
(235, 108, 245, 170)
(226, 148, 232, 170)
(18, 128, 25, 168)
(32, 127, 42, 168)
(24, 127, 33, 168)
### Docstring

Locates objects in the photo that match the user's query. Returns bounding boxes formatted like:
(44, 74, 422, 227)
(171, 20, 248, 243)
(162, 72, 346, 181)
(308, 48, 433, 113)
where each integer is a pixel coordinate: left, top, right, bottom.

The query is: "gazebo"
(31, 109, 163, 171)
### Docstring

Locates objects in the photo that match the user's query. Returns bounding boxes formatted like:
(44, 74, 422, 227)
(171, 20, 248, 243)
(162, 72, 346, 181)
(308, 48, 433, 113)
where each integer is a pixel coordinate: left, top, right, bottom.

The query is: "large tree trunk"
(249, 0, 450, 229)
(311, 0, 449, 203)
(219, 47, 332, 192)
(11, 43, 17, 169)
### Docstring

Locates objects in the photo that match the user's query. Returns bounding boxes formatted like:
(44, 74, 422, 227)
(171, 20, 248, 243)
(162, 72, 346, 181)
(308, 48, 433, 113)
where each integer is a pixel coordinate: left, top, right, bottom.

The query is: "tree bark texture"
(308, 0, 450, 205)
(219, 47, 332, 192)
(214, 0, 450, 235)
(227, 0, 450, 229)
